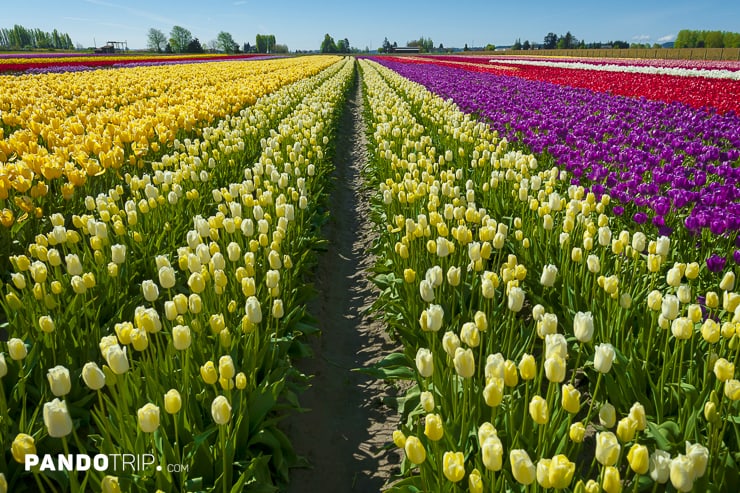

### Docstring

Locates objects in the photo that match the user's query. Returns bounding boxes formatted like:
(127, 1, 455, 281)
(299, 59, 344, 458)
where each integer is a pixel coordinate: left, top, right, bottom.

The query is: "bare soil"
(281, 64, 402, 492)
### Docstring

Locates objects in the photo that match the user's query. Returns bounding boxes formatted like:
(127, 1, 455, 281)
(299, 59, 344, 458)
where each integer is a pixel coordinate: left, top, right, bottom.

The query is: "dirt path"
(281, 63, 401, 492)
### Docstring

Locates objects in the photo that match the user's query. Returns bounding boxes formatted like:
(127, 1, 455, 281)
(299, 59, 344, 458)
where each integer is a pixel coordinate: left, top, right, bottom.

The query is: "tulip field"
(1, 50, 740, 492)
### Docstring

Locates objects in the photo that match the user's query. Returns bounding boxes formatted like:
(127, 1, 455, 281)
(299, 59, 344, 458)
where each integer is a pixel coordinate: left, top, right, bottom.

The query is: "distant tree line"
(674, 29, 740, 48)
(507, 32, 666, 52)
(0, 24, 74, 50)
(147, 27, 286, 54)
(320, 34, 353, 54)
(378, 36, 446, 53)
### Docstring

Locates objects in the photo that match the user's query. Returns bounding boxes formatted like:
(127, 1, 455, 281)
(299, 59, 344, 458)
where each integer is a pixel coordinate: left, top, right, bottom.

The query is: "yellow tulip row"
(0, 56, 339, 226)
(359, 58, 739, 492)
(0, 56, 352, 491)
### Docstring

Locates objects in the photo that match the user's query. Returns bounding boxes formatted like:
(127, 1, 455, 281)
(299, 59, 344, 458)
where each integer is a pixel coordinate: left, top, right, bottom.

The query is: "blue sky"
(6, 0, 739, 51)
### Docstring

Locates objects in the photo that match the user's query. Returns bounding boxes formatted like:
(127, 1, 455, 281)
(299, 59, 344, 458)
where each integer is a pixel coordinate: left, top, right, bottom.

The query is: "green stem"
(62, 436, 79, 492)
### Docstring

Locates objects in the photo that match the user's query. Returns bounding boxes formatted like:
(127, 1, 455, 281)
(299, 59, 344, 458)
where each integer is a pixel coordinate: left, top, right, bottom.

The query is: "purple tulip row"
(374, 58, 740, 247)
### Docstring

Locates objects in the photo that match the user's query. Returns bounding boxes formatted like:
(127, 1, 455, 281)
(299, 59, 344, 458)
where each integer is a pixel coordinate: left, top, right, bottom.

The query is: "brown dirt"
(281, 63, 402, 492)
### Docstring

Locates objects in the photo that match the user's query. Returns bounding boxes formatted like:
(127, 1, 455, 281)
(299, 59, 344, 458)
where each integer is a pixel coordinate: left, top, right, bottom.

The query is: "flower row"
(407, 55, 740, 114)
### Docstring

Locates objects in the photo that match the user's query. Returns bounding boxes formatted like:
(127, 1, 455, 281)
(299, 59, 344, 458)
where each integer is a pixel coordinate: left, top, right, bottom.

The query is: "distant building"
(391, 46, 420, 54)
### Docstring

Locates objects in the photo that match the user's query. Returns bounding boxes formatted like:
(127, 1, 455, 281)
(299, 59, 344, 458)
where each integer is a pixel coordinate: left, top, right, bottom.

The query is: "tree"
(170, 25, 192, 53)
(321, 33, 337, 53)
(255, 34, 276, 53)
(336, 38, 349, 53)
(512, 38, 522, 50)
(216, 31, 237, 53)
(273, 44, 289, 54)
(382, 37, 392, 53)
(522, 40, 531, 50)
(243, 42, 251, 53)
(186, 37, 204, 53)
(147, 28, 167, 52)
(557, 31, 576, 49)
(543, 32, 558, 49)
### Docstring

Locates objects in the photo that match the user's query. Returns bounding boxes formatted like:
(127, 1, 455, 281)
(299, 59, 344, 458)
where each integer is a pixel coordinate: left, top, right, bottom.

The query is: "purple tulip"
(706, 254, 727, 273)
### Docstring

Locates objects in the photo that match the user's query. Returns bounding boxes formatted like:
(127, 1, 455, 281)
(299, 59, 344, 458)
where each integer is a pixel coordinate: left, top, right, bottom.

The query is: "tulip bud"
(617, 416, 638, 443)
(38, 315, 55, 334)
(587, 254, 600, 273)
(474, 311, 488, 331)
(8, 338, 28, 361)
(442, 331, 460, 358)
(508, 286, 525, 312)
(599, 402, 617, 428)
(420, 391, 435, 412)
(540, 264, 557, 287)
(0, 353, 7, 378)
(670, 454, 695, 492)
(164, 389, 182, 414)
(548, 454, 575, 489)
(685, 441, 709, 479)
(44, 398, 73, 437)
(235, 372, 247, 390)
(47, 365, 71, 397)
(172, 324, 192, 350)
(650, 449, 671, 483)
(454, 347, 475, 378)
(404, 435, 426, 464)
(141, 279, 159, 302)
(137, 403, 160, 433)
(569, 422, 586, 443)
(245, 296, 262, 324)
(602, 466, 621, 493)
(483, 378, 504, 407)
(158, 266, 176, 289)
(105, 344, 130, 374)
(629, 402, 647, 431)
(481, 435, 503, 471)
(714, 357, 735, 381)
(595, 431, 620, 466)
(510, 449, 536, 485)
(701, 319, 720, 344)
(424, 413, 444, 441)
(460, 322, 480, 348)
(392, 430, 407, 448)
(519, 353, 536, 380)
(272, 299, 284, 319)
(11, 433, 36, 463)
(573, 311, 594, 343)
(594, 343, 615, 373)
(419, 279, 435, 302)
(545, 355, 566, 383)
(201, 361, 218, 384)
(211, 395, 232, 425)
(442, 451, 465, 483)
(529, 395, 549, 425)
(415, 348, 433, 378)
(561, 384, 580, 414)
(468, 468, 483, 493)
(720, 271, 736, 292)
(101, 476, 121, 493)
(446, 266, 461, 286)
(219, 355, 236, 379)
